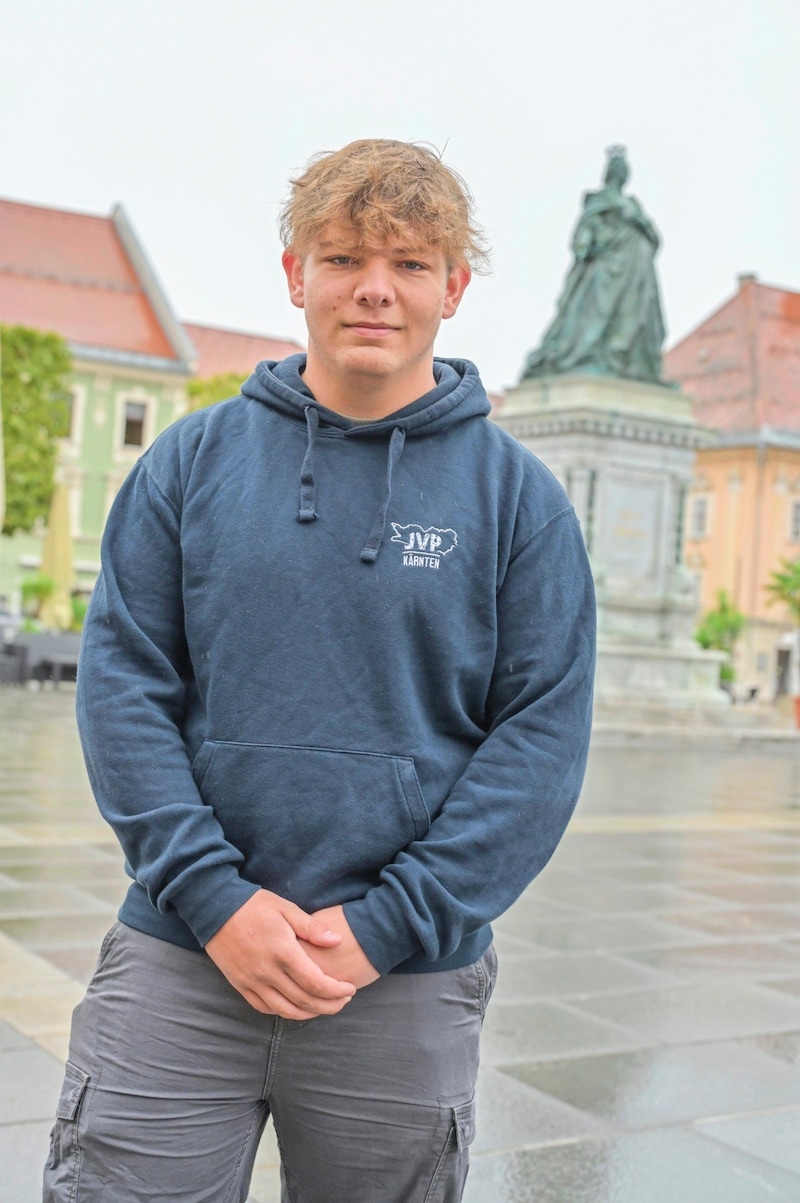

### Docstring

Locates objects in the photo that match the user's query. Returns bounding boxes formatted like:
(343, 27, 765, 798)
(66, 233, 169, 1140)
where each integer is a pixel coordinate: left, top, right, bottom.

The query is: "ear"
(282, 250, 305, 309)
(441, 266, 471, 320)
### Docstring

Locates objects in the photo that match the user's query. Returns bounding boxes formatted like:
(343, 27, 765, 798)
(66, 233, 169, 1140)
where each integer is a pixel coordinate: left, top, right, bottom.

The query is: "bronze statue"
(522, 147, 666, 383)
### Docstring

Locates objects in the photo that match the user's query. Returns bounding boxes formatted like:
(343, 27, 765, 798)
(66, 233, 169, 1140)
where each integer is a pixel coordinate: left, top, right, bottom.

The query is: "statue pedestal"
(496, 374, 730, 722)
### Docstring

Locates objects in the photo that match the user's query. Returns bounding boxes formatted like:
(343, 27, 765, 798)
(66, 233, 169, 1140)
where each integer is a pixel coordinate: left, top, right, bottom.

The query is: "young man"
(44, 139, 595, 1202)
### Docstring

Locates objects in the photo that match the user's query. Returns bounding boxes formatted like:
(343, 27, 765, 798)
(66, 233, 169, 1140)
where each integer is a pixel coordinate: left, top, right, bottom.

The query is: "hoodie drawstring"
(298, 405, 319, 522)
(359, 427, 406, 564)
(297, 408, 406, 562)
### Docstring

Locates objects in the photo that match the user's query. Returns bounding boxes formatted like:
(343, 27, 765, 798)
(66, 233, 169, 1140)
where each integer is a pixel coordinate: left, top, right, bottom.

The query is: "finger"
(274, 943, 355, 999)
(274, 952, 353, 1000)
(247, 984, 352, 1021)
(280, 902, 342, 947)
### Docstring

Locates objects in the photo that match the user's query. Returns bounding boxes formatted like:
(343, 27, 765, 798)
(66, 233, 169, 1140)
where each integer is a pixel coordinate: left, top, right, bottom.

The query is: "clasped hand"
(205, 889, 379, 1020)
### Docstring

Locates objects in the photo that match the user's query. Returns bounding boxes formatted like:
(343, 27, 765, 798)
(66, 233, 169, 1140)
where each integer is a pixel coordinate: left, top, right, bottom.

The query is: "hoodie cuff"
(169, 867, 261, 948)
(343, 888, 422, 976)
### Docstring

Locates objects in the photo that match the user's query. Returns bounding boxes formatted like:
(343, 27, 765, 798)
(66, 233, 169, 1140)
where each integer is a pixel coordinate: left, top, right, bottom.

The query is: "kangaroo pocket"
(191, 741, 431, 911)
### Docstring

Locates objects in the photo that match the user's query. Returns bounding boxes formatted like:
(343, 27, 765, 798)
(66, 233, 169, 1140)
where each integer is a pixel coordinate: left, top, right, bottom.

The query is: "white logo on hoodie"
(390, 524, 458, 570)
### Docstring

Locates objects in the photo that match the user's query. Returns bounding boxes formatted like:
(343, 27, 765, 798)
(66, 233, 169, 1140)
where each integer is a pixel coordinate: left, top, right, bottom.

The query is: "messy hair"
(279, 139, 490, 273)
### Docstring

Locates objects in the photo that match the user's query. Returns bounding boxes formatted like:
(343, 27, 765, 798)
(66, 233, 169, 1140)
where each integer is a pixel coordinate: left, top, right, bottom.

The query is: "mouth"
(346, 323, 398, 338)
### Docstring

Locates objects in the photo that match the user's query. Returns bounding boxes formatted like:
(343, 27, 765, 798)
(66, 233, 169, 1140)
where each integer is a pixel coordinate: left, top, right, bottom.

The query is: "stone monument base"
(594, 640, 737, 725)
(495, 373, 731, 725)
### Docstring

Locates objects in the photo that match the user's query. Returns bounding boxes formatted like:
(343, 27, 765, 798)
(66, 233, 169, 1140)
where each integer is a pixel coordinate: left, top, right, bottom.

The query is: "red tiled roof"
(665, 276, 800, 433)
(0, 198, 177, 360)
(184, 322, 303, 380)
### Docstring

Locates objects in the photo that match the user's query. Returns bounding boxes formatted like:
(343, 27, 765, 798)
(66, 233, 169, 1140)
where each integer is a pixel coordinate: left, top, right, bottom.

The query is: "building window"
(123, 401, 147, 447)
(60, 384, 86, 451)
(63, 390, 75, 439)
(690, 495, 709, 539)
(790, 499, 800, 543)
(675, 484, 687, 564)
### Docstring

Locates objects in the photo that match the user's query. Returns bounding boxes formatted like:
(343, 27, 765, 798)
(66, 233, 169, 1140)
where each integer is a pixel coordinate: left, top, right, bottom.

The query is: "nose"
(354, 258, 395, 307)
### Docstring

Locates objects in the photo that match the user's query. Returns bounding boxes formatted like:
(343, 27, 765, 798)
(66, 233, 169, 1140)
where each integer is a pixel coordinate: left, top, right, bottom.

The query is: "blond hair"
(279, 139, 490, 273)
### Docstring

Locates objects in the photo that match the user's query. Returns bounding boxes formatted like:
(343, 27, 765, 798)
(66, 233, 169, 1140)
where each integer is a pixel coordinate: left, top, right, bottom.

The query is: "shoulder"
(479, 416, 573, 521)
(141, 394, 257, 504)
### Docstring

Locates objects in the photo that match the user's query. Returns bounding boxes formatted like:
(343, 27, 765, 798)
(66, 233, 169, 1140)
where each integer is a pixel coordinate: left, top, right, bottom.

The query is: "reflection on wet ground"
(1, 690, 800, 1201)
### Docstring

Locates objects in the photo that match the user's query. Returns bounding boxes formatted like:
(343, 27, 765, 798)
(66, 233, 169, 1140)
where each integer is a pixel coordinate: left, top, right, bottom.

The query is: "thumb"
(281, 901, 342, 947)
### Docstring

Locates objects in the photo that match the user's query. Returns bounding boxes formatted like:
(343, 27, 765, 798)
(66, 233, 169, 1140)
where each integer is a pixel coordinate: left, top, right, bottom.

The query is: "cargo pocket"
(424, 1097, 476, 1203)
(43, 1061, 90, 1200)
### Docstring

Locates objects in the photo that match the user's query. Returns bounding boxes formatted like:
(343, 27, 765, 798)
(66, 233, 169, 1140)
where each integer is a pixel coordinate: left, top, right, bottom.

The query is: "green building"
(0, 196, 300, 608)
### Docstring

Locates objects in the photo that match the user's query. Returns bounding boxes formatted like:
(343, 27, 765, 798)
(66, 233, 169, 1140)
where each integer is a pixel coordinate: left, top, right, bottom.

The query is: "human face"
(282, 225, 470, 413)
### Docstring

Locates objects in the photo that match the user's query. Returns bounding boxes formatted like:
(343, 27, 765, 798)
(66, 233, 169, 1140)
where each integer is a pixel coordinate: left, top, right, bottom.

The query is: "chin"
(337, 349, 399, 377)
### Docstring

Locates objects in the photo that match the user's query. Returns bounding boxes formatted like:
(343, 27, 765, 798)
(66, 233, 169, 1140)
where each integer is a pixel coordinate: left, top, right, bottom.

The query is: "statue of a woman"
(522, 147, 666, 383)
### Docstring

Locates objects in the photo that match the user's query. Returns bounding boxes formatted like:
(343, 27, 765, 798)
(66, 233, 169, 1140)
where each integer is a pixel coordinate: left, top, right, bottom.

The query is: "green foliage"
(1, 325, 72, 535)
(186, 372, 243, 413)
(70, 595, 89, 631)
(695, 590, 746, 680)
(20, 573, 54, 617)
(765, 557, 800, 625)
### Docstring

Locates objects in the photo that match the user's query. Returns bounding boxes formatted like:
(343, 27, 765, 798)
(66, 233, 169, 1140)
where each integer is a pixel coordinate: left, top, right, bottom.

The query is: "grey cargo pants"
(43, 922, 497, 1202)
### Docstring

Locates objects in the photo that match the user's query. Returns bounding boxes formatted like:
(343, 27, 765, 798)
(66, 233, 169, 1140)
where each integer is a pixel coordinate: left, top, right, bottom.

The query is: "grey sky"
(2, 0, 799, 393)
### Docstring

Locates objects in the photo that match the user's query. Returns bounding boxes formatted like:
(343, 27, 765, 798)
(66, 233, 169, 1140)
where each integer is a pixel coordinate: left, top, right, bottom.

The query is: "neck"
(301, 354, 437, 420)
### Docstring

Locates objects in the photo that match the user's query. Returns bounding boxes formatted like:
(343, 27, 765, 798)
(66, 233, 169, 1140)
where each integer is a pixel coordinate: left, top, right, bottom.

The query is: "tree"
(186, 372, 244, 413)
(765, 557, 800, 624)
(695, 589, 745, 682)
(766, 558, 800, 715)
(1, 325, 72, 535)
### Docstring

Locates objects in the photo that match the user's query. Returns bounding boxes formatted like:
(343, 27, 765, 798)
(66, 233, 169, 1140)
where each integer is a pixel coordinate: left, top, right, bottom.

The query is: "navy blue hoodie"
(76, 355, 596, 975)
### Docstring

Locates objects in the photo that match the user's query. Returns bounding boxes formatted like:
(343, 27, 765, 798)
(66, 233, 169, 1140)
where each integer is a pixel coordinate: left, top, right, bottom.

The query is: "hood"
(240, 353, 491, 436)
(239, 354, 491, 563)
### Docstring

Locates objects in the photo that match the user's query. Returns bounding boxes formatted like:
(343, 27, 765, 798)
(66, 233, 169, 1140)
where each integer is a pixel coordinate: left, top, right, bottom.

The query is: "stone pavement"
(2, 689, 800, 1201)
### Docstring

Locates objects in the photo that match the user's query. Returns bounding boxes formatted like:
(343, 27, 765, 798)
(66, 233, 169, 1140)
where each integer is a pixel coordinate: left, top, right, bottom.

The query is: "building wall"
(665, 276, 800, 434)
(685, 441, 800, 691)
(1, 358, 188, 606)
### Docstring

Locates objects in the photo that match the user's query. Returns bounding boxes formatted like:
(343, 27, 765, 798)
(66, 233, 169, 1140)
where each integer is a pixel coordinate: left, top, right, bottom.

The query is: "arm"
(341, 508, 596, 975)
(78, 458, 355, 1017)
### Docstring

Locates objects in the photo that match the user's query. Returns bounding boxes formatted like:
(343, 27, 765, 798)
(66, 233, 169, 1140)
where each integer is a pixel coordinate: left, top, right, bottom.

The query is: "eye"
(400, 260, 426, 272)
(328, 255, 356, 266)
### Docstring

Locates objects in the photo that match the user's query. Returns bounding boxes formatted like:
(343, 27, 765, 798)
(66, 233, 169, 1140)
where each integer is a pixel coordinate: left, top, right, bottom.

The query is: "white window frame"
(689, 494, 711, 540)
(115, 390, 156, 458)
(60, 383, 87, 454)
(789, 498, 800, 543)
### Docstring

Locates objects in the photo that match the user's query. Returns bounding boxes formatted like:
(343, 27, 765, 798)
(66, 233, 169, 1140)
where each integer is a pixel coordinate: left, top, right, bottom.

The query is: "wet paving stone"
(697, 1109, 800, 1177)
(582, 860, 753, 886)
(463, 1127, 800, 1202)
(481, 1000, 646, 1066)
(0, 884, 112, 918)
(473, 1066, 608, 1153)
(499, 1040, 800, 1128)
(761, 977, 800, 999)
(744, 1031, 800, 1067)
(529, 878, 729, 916)
(493, 915, 718, 955)
(3, 691, 800, 1201)
(0, 1044, 64, 1124)
(0, 860, 126, 886)
(0, 912, 115, 948)
(492, 952, 679, 1003)
(686, 879, 800, 906)
(623, 940, 800, 981)
(570, 982, 800, 1043)
(652, 905, 800, 940)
